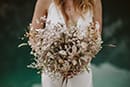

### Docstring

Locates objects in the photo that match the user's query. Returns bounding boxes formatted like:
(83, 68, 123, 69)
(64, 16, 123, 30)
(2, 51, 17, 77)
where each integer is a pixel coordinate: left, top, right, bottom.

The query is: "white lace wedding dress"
(41, 1, 95, 87)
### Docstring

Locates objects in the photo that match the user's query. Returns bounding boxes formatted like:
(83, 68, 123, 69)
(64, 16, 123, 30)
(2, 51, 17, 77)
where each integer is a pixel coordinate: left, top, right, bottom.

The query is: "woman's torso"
(46, 1, 94, 37)
(41, 1, 94, 87)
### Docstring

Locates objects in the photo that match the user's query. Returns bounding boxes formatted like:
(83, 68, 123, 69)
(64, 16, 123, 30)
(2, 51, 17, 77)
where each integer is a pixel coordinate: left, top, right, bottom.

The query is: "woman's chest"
(46, 2, 93, 34)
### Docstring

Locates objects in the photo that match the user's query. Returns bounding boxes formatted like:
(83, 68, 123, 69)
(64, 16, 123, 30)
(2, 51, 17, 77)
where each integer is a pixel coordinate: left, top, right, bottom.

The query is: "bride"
(30, 0, 102, 87)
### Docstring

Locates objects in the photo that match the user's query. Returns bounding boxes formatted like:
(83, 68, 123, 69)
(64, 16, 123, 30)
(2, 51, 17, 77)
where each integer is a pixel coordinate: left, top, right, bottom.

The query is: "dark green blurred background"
(0, 0, 130, 87)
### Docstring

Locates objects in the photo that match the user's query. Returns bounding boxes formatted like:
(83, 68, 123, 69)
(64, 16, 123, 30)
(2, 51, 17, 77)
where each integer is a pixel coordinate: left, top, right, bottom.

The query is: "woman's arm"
(94, 0, 102, 33)
(31, 0, 51, 29)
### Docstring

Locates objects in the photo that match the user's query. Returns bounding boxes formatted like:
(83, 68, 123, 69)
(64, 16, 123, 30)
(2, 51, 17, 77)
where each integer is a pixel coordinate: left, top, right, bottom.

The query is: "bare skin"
(31, 0, 51, 29)
(31, 0, 102, 32)
(64, 0, 80, 26)
(94, 0, 102, 33)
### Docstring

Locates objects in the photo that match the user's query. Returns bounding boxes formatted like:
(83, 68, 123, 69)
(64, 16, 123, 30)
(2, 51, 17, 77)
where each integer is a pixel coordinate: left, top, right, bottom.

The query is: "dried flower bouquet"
(23, 18, 103, 84)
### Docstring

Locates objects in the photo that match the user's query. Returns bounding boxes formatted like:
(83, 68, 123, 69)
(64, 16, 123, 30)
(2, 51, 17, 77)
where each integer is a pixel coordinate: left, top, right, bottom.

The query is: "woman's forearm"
(94, 0, 102, 33)
(31, 0, 51, 29)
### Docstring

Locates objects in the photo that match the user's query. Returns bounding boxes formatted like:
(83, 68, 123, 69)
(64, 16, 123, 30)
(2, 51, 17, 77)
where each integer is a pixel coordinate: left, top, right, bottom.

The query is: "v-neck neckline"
(59, 9, 81, 28)
(54, 2, 81, 28)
